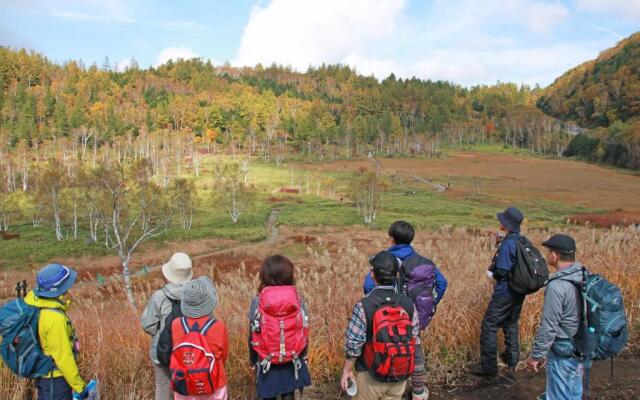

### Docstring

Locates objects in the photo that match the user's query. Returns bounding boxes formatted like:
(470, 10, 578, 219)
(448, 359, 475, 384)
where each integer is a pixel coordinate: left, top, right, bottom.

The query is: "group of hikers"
(0, 207, 628, 400)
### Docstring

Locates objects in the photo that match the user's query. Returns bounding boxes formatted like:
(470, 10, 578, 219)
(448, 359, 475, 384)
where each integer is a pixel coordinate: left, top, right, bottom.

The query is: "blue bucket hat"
(497, 207, 524, 233)
(34, 264, 78, 298)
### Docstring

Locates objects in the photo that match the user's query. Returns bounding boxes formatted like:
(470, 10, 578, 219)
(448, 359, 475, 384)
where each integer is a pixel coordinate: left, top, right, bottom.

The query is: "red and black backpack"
(250, 286, 309, 376)
(361, 289, 416, 382)
(170, 318, 219, 396)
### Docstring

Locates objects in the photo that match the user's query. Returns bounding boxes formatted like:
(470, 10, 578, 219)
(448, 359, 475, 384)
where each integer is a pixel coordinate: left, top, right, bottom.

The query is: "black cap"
(542, 234, 576, 255)
(369, 251, 399, 285)
(497, 207, 524, 233)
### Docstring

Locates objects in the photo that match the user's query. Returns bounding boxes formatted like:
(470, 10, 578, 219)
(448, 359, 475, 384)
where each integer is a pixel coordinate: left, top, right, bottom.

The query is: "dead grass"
(1, 226, 639, 399)
(298, 152, 640, 211)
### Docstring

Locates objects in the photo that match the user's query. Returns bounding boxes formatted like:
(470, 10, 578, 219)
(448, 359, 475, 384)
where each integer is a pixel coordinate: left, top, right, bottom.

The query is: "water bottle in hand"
(86, 379, 99, 400)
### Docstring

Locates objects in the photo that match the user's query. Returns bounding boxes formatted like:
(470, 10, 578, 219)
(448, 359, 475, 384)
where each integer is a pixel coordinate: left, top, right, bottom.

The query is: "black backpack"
(508, 236, 549, 295)
(156, 293, 183, 366)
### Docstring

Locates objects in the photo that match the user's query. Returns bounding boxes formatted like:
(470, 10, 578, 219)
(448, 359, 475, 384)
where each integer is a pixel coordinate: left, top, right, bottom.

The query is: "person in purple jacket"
(362, 221, 448, 400)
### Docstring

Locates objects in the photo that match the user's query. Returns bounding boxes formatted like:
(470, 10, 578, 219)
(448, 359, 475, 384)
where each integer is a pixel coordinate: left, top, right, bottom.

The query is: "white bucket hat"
(161, 252, 193, 284)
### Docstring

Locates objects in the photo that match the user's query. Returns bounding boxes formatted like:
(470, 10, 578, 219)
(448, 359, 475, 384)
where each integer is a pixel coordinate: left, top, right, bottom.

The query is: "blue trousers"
(36, 377, 72, 400)
(545, 352, 583, 400)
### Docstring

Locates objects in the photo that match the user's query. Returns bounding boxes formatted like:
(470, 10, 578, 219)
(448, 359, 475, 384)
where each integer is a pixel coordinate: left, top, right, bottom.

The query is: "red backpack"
(250, 286, 308, 375)
(362, 291, 416, 382)
(170, 318, 219, 396)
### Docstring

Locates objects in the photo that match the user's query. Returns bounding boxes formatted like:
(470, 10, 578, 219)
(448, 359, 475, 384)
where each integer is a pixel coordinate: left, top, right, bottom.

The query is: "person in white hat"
(141, 252, 194, 400)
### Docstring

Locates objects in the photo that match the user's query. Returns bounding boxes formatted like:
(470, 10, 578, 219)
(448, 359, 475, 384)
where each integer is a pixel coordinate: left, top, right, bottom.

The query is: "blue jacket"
(363, 244, 448, 304)
(491, 233, 519, 298)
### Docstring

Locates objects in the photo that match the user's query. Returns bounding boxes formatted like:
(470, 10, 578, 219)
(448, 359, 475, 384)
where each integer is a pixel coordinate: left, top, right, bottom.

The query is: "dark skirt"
(256, 360, 312, 399)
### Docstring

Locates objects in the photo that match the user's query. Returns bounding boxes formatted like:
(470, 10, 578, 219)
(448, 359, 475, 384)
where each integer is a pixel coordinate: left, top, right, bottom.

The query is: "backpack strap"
(180, 317, 190, 334)
(161, 288, 181, 308)
(361, 289, 412, 339)
(201, 319, 217, 336)
(549, 267, 589, 359)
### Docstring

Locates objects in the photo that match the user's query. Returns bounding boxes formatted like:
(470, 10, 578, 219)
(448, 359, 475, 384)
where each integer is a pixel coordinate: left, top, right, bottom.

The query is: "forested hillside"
(537, 32, 640, 169)
(0, 46, 572, 160)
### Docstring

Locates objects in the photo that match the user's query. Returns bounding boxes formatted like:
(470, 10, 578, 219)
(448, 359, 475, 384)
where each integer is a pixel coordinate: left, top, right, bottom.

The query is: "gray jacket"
(531, 263, 584, 359)
(140, 283, 184, 364)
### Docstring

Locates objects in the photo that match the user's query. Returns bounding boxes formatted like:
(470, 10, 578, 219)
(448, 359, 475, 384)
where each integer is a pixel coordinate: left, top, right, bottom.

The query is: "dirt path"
(123, 208, 281, 282)
(0, 209, 282, 297)
(305, 357, 640, 399)
(428, 357, 640, 400)
(134, 208, 280, 277)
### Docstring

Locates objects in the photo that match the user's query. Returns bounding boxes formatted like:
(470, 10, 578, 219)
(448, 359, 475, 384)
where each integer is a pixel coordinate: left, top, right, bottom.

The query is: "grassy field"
(4, 147, 640, 270)
(2, 148, 640, 398)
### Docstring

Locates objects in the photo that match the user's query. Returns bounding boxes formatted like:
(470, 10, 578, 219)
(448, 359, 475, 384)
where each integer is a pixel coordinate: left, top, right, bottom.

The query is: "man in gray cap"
(527, 234, 584, 400)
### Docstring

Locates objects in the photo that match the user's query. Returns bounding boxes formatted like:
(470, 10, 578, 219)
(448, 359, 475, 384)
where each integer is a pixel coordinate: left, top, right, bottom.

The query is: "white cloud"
(155, 46, 199, 66)
(233, 0, 579, 86)
(3, 1, 204, 30)
(346, 43, 600, 86)
(520, 0, 569, 34)
(576, 0, 640, 20)
(49, 10, 135, 23)
(145, 20, 205, 30)
(426, 0, 569, 37)
(235, 0, 406, 69)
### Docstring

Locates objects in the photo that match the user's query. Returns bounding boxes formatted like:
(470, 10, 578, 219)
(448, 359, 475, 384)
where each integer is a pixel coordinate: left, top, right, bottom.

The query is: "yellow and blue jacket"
(23, 291, 86, 393)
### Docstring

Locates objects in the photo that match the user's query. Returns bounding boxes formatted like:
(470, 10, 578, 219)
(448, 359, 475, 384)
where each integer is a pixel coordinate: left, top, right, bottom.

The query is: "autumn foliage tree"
(85, 159, 173, 306)
(214, 162, 254, 223)
(172, 178, 197, 231)
(350, 168, 385, 224)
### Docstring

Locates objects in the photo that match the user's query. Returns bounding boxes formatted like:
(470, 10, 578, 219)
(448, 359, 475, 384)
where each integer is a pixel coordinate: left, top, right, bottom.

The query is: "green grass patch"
(1, 155, 602, 270)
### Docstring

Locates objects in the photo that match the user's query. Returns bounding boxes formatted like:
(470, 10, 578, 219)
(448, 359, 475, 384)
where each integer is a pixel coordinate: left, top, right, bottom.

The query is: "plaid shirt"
(344, 286, 421, 358)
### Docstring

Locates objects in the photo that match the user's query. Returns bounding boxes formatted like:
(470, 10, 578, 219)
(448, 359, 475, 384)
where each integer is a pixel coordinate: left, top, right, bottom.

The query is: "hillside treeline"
(0, 46, 574, 162)
(537, 32, 640, 169)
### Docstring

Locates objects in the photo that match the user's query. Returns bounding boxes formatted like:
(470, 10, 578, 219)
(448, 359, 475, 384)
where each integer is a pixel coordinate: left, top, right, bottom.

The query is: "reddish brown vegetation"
(569, 210, 640, 228)
(279, 187, 300, 194)
(268, 196, 303, 203)
(289, 234, 317, 244)
(299, 153, 640, 211)
(0, 231, 20, 240)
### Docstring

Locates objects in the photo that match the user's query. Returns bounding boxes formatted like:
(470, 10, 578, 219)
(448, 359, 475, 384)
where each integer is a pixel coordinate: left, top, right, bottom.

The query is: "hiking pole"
(610, 357, 614, 381)
(584, 359, 592, 400)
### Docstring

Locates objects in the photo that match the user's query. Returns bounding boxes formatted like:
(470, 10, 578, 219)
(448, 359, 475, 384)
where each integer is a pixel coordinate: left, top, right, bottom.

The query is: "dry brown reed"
(1, 226, 638, 399)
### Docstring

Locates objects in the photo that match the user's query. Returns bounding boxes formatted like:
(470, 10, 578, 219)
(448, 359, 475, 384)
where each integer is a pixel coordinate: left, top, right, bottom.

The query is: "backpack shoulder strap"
(361, 291, 388, 338)
(161, 288, 180, 306)
(41, 308, 66, 315)
(201, 319, 217, 336)
(180, 317, 190, 334)
(361, 293, 381, 320)
(40, 307, 71, 325)
(249, 296, 259, 318)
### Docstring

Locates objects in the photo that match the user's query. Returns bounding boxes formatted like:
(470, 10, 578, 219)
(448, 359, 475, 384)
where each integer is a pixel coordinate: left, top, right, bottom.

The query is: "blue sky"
(1, 0, 638, 87)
